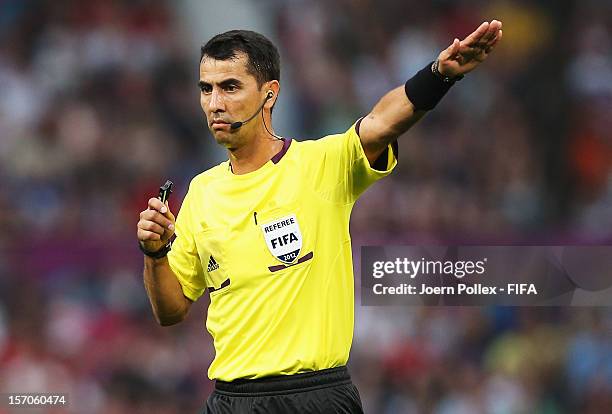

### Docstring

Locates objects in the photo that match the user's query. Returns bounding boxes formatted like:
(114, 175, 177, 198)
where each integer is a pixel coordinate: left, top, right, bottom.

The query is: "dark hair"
(200, 30, 280, 88)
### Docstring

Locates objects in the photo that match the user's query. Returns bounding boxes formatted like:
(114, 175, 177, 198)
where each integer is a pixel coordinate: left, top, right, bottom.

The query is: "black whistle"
(158, 180, 173, 203)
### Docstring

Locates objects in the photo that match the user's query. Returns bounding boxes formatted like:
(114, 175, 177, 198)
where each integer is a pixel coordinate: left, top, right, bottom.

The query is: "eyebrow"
(198, 78, 244, 89)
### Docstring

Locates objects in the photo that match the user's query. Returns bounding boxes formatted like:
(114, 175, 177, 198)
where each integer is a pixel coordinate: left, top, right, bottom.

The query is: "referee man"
(137, 22, 502, 414)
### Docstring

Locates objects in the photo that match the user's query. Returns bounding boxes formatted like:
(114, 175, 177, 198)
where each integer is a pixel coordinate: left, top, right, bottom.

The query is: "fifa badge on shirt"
(261, 214, 303, 264)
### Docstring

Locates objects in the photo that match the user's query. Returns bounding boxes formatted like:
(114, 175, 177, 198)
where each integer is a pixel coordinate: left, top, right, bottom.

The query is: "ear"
(263, 80, 280, 110)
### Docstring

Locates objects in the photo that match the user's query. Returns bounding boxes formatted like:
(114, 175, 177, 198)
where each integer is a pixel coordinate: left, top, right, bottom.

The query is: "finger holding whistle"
(137, 180, 176, 255)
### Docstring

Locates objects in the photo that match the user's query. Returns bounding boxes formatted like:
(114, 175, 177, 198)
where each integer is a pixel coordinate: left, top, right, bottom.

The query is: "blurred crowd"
(275, 0, 612, 242)
(0, 0, 610, 413)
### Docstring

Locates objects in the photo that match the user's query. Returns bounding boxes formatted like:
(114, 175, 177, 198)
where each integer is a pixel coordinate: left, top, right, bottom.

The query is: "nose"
(208, 88, 225, 113)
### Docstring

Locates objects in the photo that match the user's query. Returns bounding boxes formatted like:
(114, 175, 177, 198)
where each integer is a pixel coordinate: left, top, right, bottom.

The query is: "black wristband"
(404, 60, 460, 111)
(139, 240, 172, 259)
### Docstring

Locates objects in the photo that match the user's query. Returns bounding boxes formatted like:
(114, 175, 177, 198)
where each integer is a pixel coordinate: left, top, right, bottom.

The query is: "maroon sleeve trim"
(355, 117, 399, 170)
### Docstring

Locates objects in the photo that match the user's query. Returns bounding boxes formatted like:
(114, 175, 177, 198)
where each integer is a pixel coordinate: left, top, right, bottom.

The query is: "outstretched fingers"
(482, 20, 502, 46)
(459, 20, 503, 57)
(461, 21, 490, 47)
(462, 20, 502, 47)
(436, 19, 503, 77)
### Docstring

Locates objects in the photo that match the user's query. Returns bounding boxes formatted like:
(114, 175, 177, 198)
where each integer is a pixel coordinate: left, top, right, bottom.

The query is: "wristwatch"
(431, 59, 464, 83)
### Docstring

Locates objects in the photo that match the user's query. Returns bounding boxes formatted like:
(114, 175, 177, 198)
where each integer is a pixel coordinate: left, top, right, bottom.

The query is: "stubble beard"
(210, 127, 239, 150)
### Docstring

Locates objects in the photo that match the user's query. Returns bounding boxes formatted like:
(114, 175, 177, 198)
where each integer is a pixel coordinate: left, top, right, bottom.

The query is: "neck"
(228, 127, 283, 175)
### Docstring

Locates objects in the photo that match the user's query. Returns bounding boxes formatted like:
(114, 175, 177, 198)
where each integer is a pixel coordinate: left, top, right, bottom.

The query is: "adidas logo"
(207, 255, 219, 272)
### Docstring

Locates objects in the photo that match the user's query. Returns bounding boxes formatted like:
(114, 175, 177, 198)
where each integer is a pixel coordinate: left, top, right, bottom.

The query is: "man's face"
(199, 52, 264, 148)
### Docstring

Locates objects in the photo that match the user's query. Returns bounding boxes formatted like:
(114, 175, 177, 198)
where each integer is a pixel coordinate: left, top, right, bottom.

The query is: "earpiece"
(266, 91, 274, 100)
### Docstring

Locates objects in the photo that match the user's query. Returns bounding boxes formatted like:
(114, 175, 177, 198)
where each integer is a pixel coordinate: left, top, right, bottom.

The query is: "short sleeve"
(167, 182, 207, 301)
(306, 122, 397, 203)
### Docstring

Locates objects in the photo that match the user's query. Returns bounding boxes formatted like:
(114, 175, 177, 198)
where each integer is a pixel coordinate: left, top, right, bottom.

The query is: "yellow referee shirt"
(167, 122, 397, 381)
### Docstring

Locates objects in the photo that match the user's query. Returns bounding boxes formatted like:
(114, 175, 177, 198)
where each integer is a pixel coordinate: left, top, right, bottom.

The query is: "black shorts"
(202, 366, 364, 414)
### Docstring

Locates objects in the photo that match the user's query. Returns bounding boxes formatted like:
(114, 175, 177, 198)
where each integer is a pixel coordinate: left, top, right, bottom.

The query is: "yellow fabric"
(168, 123, 396, 381)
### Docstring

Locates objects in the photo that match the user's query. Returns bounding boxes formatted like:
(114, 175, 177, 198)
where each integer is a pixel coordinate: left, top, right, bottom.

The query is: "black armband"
(139, 240, 172, 259)
(404, 60, 462, 111)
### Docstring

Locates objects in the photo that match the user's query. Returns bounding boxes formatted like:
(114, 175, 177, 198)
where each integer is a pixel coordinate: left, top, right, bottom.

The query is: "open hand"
(437, 20, 503, 79)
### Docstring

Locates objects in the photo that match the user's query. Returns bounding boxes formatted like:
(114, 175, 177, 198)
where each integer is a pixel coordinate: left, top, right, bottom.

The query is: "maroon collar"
(228, 138, 292, 172)
(271, 138, 292, 164)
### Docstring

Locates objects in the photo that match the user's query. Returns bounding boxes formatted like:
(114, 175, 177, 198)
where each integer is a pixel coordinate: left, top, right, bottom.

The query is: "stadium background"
(0, 0, 610, 413)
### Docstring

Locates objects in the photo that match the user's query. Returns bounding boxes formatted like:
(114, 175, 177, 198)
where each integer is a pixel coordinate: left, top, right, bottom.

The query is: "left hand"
(437, 20, 503, 79)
